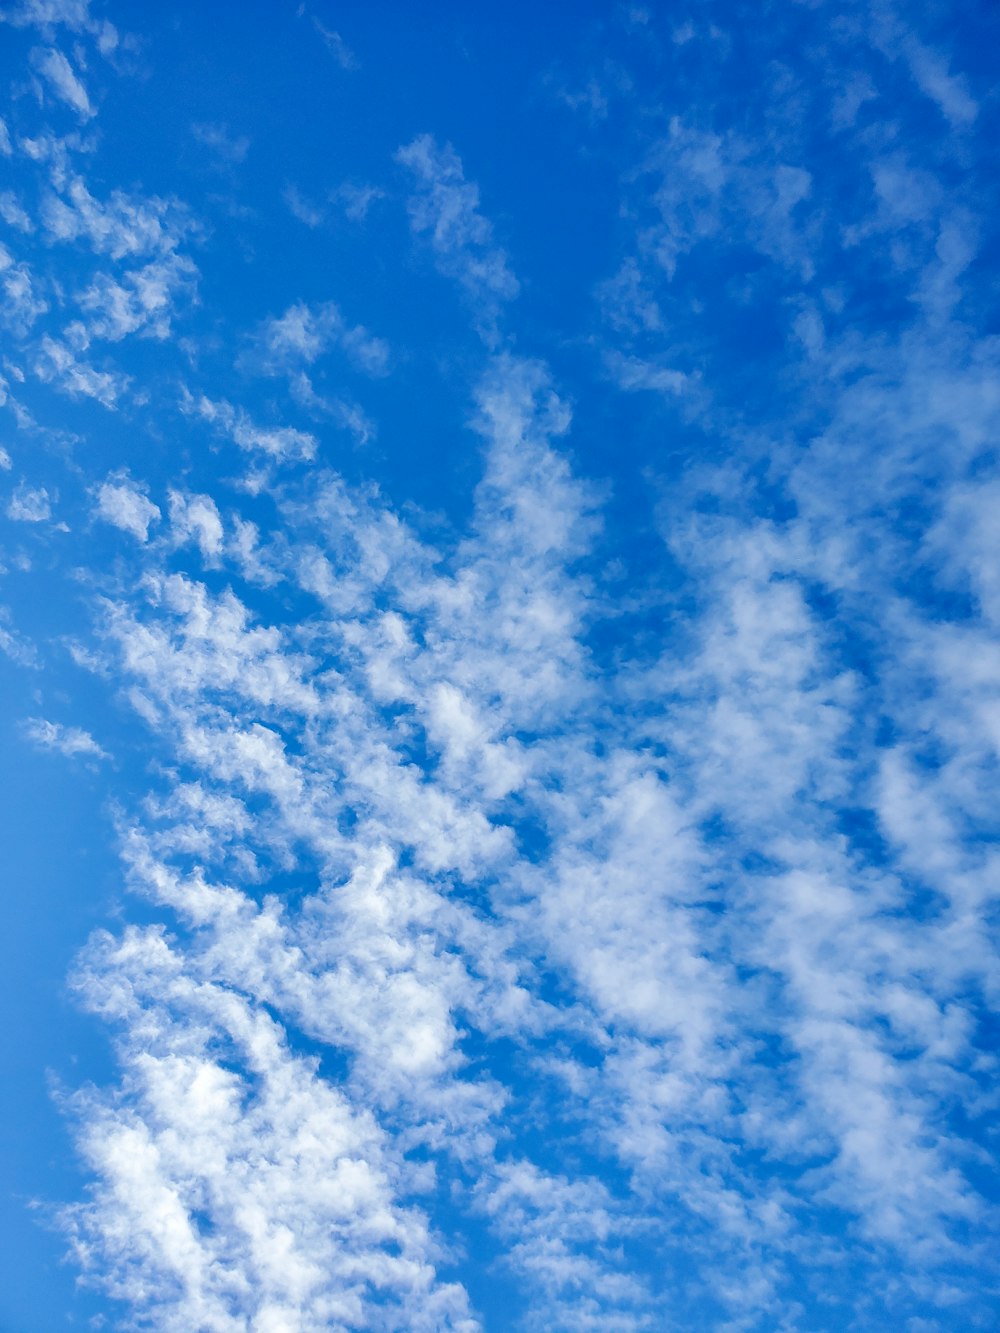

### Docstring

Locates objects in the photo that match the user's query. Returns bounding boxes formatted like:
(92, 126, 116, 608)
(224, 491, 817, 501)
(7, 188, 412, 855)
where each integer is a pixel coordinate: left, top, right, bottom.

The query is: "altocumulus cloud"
(0, 2, 998, 1331)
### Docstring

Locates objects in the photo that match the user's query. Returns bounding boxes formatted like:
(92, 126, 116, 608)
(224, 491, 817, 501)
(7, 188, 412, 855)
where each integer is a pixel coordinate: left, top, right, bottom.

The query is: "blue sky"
(1, 1, 999, 1328)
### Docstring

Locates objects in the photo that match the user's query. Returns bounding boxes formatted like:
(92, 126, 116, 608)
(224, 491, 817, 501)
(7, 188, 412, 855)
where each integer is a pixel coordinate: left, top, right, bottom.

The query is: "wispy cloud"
(31, 45, 94, 119)
(33, 334, 128, 406)
(23, 716, 108, 759)
(1, 0, 120, 55)
(78, 253, 198, 340)
(309, 14, 357, 70)
(283, 182, 324, 227)
(41, 176, 194, 260)
(0, 189, 34, 231)
(7, 480, 52, 521)
(180, 389, 318, 461)
(248, 300, 390, 378)
(332, 180, 383, 222)
(397, 135, 520, 345)
(191, 120, 250, 164)
(0, 241, 47, 333)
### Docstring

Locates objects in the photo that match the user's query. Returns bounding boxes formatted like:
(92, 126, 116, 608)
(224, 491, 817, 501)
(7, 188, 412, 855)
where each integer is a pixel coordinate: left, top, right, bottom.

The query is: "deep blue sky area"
(1, 2, 999, 1330)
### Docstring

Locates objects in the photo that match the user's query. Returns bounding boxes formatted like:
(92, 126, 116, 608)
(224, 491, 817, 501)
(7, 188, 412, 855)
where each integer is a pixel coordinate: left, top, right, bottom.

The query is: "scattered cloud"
(181, 389, 317, 461)
(33, 334, 128, 406)
(397, 135, 520, 345)
(78, 253, 198, 340)
(0, 605, 39, 667)
(167, 488, 224, 560)
(191, 121, 250, 165)
(0, 5, 996, 1329)
(31, 45, 94, 119)
(41, 176, 194, 260)
(283, 182, 324, 227)
(333, 181, 383, 222)
(7, 480, 52, 521)
(248, 300, 390, 378)
(23, 716, 108, 759)
(1, 0, 119, 54)
(308, 14, 357, 70)
(0, 241, 47, 333)
(603, 350, 689, 395)
(0, 189, 34, 231)
(94, 473, 160, 540)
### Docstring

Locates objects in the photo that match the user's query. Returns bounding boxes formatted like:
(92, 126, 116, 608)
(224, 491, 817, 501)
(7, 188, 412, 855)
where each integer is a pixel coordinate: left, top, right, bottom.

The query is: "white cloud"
(901, 36, 978, 127)
(7, 480, 52, 521)
(333, 181, 383, 223)
(475, 1161, 653, 1330)
(249, 300, 390, 378)
(603, 350, 689, 395)
(3, 0, 105, 37)
(23, 716, 108, 759)
(0, 606, 39, 668)
(397, 135, 520, 344)
(621, 119, 817, 287)
(64, 925, 479, 1331)
(0, 190, 33, 231)
(3, 1, 122, 60)
(32, 45, 94, 119)
(33, 334, 128, 406)
(191, 121, 250, 164)
(283, 183, 324, 228)
(41, 176, 193, 260)
(229, 302, 387, 449)
(78, 253, 198, 341)
(168, 490, 224, 561)
(288, 374, 376, 444)
(94, 474, 160, 541)
(595, 257, 662, 334)
(0, 7, 991, 1325)
(61, 340, 1000, 1326)
(181, 390, 317, 461)
(309, 15, 357, 70)
(0, 252, 47, 335)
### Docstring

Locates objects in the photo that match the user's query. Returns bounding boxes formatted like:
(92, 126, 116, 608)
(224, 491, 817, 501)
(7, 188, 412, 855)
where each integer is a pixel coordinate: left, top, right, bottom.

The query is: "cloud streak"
(397, 135, 520, 346)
